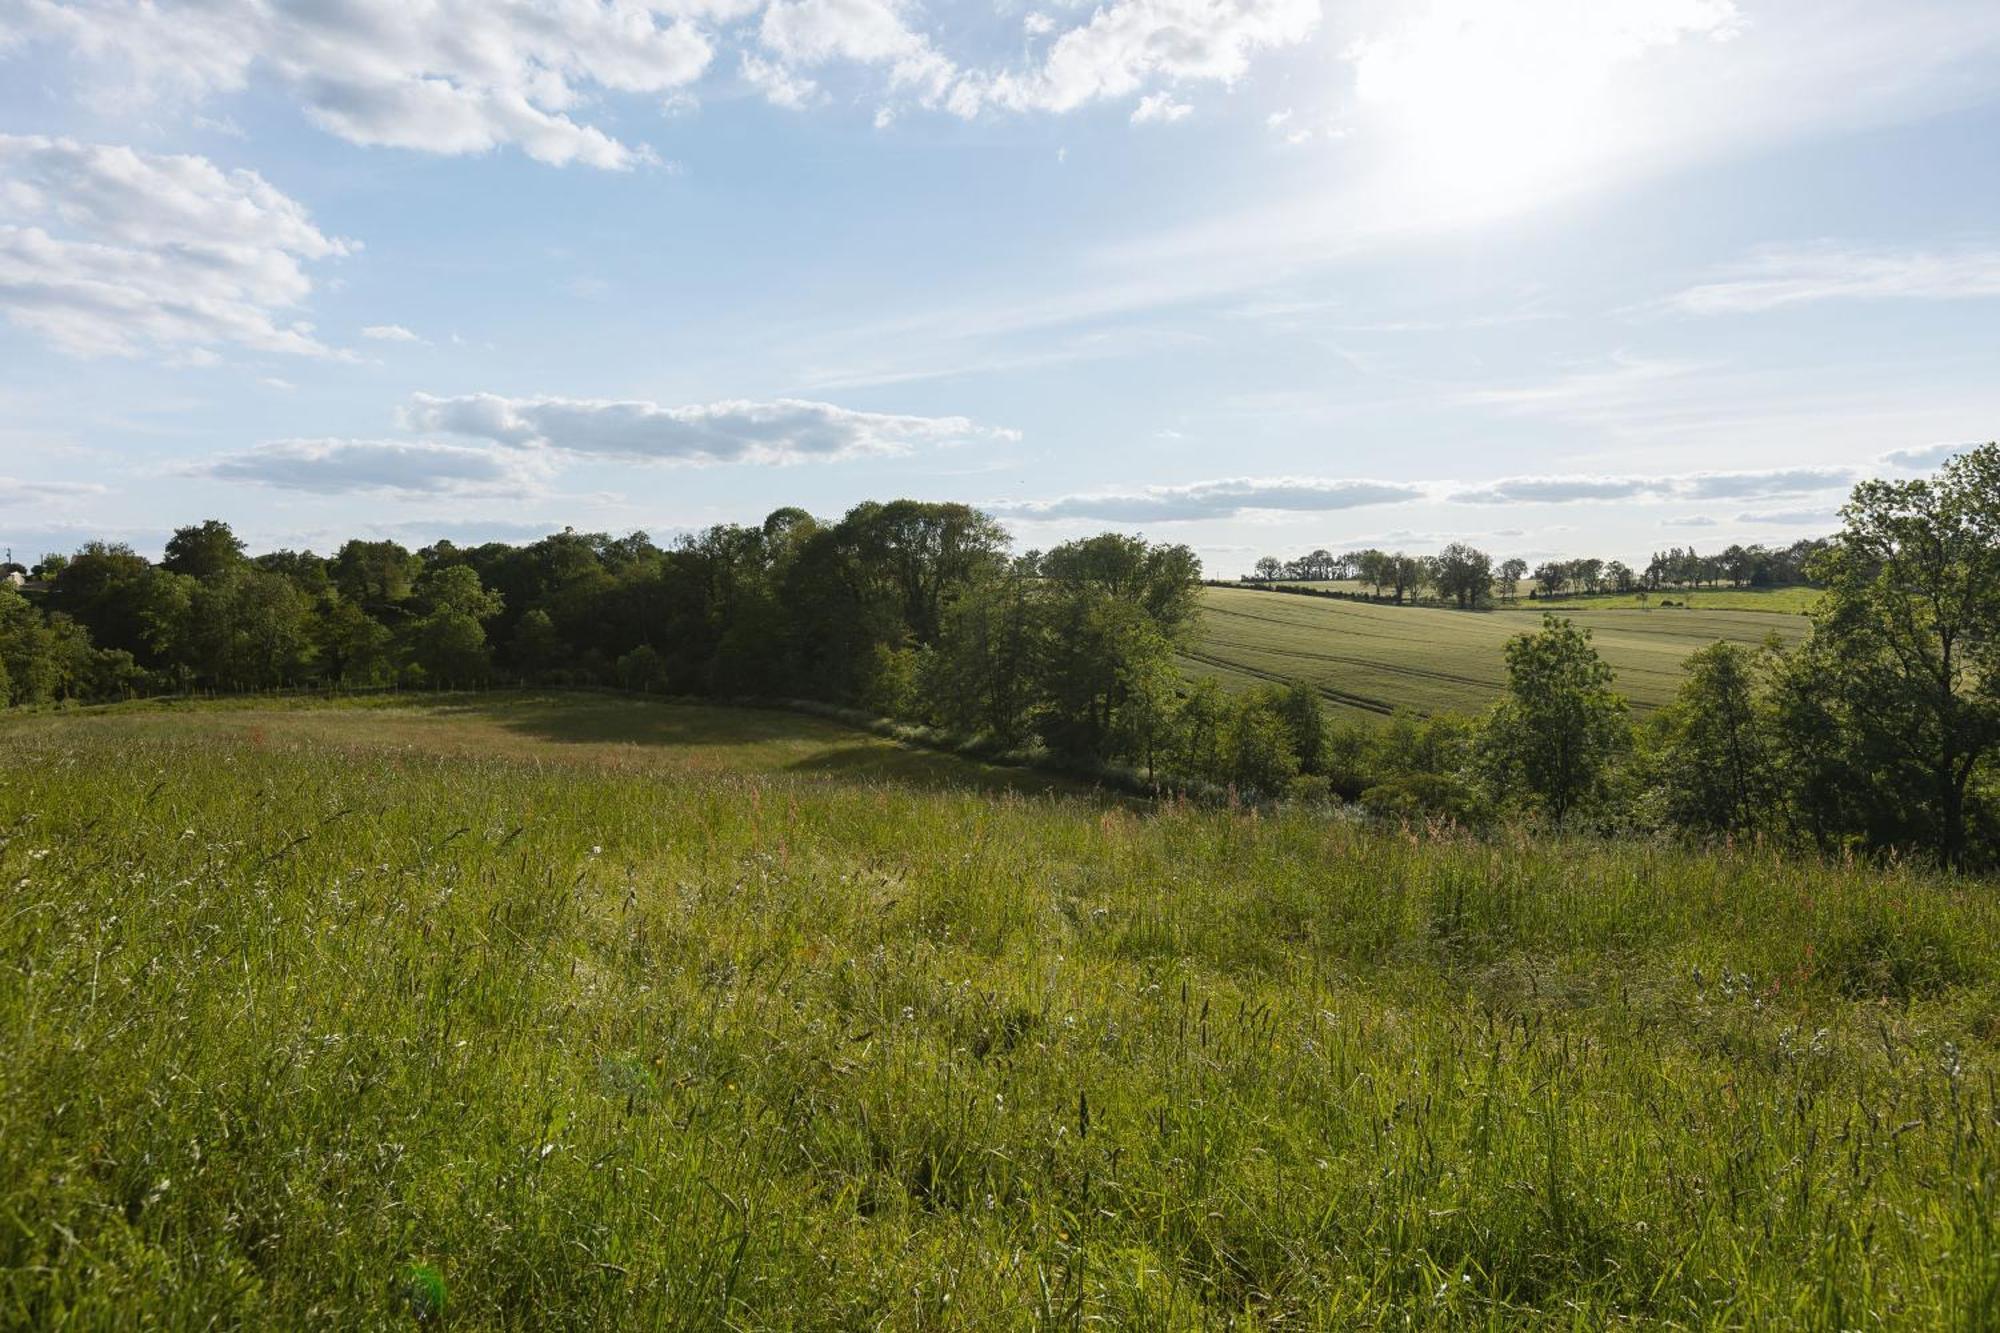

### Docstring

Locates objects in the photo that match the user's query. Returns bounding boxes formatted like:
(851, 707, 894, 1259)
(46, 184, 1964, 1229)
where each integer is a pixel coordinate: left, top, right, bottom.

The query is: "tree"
(405, 565, 503, 689)
(409, 610, 491, 688)
(1533, 561, 1570, 597)
(1497, 558, 1527, 603)
(1252, 556, 1284, 582)
(317, 597, 397, 684)
(162, 520, 248, 582)
(0, 585, 60, 704)
(1222, 693, 1300, 797)
(1650, 641, 1772, 835)
(1272, 681, 1330, 775)
(333, 540, 421, 613)
(1791, 443, 2000, 867)
(1034, 535, 1200, 763)
(920, 570, 1041, 745)
(508, 608, 565, 682)
(1433, 543, 1493, 610)
(1484, 615, 1629, 827)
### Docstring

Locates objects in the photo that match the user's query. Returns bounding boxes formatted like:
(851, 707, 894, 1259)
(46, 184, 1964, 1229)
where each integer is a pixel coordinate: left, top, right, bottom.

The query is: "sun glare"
(1346, 0, 1741, 223)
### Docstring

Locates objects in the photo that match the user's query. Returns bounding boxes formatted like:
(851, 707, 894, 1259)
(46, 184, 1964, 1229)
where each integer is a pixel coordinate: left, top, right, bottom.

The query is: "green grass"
(0, 691, 1086, 797)
(4, 696, 1998, 1328)
(1191, 586, 1811, 719)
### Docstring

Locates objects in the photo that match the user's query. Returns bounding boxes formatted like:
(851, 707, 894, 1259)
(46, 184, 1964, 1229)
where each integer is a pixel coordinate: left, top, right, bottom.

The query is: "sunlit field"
(1191, 586, 1811, 719)
(4, 697, 1995, 1327)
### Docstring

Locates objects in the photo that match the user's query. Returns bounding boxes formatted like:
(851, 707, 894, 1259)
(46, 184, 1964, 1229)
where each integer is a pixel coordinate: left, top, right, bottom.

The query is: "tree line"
(3, 445, 1994, 869)
(1247, 537, 1831, 606)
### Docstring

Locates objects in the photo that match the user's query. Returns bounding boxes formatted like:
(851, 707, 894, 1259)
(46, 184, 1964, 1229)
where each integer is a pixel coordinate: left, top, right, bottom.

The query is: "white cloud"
(404, 392, 1018, 463)
(5, 0, 723, 169)
(0, 134, 351, 360)
(361, 323, 423, 343)
(1130, 92, 1192, 125)
(1660, 515, 1719, 527)
(741, 51, 820, 108)
(993, 476, 1424, 522)
(757, 0, 955, 105)
(193, 437, 549, 496)
(11, 0, 1322, 147)
(1663, 243, 2000, 314)
(1880, 440, 1980, 470)
(968, 0, 1318, 115)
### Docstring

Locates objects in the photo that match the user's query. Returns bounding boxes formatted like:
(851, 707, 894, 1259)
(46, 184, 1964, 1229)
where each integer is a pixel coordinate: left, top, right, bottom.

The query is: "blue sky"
(2, 0, 1997, 574)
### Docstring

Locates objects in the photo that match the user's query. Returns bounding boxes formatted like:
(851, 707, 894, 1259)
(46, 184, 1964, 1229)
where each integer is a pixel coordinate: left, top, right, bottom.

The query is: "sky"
(1, 0, 1997, 575)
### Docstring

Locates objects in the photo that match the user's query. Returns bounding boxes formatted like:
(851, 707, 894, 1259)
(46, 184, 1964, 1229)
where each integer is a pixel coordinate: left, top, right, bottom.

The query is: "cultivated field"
(1191, 586, 1812, 718)
(4, 696, 1996, 1327)
(1253, 583, 1820, 614)
(1526, 586, 1821, 614)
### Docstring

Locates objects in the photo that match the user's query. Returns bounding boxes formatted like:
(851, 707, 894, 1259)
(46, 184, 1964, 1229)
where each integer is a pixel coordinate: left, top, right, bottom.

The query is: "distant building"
(2, 570, 25, 589)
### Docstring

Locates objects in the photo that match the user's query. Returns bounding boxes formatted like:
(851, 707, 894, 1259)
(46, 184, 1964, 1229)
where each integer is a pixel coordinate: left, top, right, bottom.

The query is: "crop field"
(1190, 586, 1812, 718)
(1246, 583, 1820, 615)
(1526, 586, 1822, 614)
(4, 695, 1998, 1327)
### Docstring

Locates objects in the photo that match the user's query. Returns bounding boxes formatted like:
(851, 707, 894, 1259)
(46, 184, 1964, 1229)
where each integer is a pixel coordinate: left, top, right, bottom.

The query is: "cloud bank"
(405, 392, 1018, 463)
(7, 0, 1324, 161)
(194, 438, 550, 496)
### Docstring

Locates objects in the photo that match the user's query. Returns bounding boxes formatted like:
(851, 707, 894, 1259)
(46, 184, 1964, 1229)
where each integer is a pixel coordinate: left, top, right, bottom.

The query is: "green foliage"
(615, 643, 669, 693)
(1433, 541, 1493, 609)
(1790, 443, 2000, 867)
(160, 519, 248, 582)
(1484, 615, 1629, 827)
(1647, 640, 1775, 835)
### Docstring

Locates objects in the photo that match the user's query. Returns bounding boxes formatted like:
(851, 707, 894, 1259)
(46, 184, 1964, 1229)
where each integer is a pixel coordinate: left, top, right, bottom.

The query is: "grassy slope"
(4, 697, 1998, 1328)
(1191, 586, 1811, 719)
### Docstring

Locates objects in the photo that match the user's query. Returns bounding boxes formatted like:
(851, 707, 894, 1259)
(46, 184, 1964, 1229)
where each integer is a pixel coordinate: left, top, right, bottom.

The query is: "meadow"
(1191, 586, 1811, 718)
(4, 695, 1997, 1328)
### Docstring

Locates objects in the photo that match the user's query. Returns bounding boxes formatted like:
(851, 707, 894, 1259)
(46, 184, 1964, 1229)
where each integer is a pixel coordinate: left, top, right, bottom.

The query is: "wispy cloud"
(361, 324, 425, 344)
(992, 476, 1424, 523)
(1662, 242, 2000, 314)
(1452, 465, 1855, 505)
(1735, 506, 1842, 525)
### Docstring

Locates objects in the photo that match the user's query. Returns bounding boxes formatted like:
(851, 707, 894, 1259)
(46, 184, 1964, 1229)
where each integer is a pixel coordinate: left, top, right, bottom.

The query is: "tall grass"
(3, 710, 1997, 1327)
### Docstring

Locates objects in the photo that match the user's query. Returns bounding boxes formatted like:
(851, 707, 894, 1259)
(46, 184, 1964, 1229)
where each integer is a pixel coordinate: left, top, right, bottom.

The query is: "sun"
(1344, 0, 1741, 225)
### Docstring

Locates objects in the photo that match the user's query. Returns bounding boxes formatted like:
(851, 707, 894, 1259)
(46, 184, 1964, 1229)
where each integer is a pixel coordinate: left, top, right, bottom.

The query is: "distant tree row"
(5, 446, 1994, 869)
(1243, 538, 1832, 606)
(1, 504, 1207, 780)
